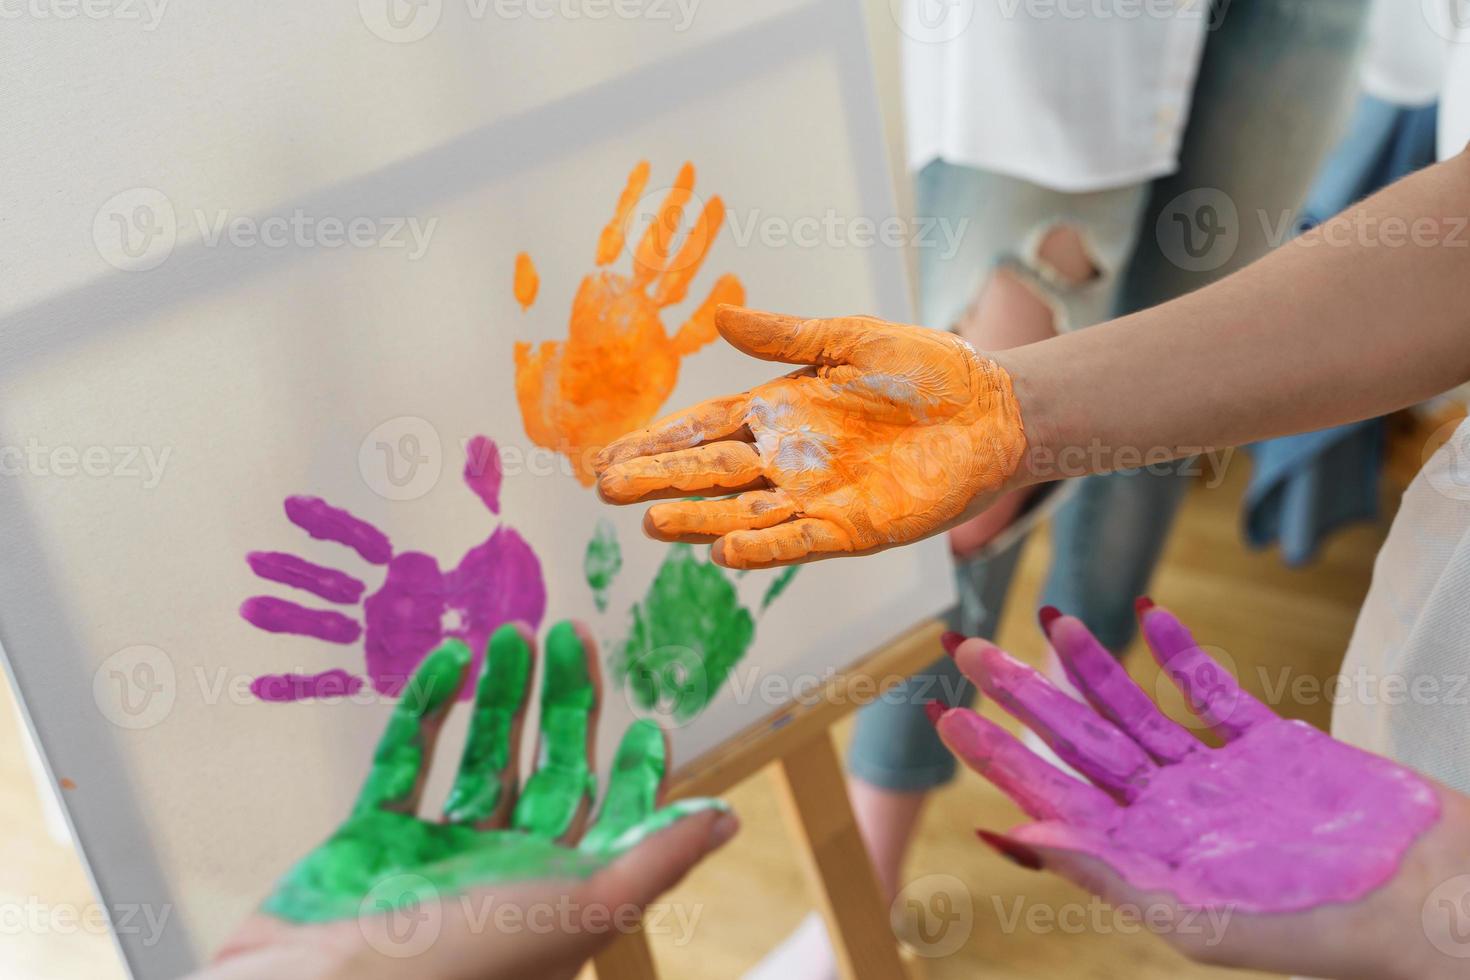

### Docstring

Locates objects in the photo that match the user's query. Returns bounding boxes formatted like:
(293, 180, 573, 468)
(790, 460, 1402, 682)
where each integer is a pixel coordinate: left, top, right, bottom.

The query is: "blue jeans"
(848, 0, 1369, 792)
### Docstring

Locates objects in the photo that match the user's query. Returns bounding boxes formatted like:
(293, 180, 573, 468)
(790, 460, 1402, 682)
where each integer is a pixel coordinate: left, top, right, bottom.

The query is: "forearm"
(998, 148, 1470, 485)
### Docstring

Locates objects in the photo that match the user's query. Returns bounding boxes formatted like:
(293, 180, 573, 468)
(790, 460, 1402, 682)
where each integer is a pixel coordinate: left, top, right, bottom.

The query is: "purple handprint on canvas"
(241, 435, 546, 701)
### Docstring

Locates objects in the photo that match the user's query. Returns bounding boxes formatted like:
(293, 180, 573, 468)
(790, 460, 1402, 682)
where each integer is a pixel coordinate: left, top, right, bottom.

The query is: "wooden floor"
(0, 457, 1391, 979)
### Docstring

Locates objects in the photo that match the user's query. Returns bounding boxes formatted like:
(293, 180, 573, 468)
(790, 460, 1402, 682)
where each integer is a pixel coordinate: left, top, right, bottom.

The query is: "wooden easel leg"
(587, 925, 657, 980)
(772, 731, 906, 980)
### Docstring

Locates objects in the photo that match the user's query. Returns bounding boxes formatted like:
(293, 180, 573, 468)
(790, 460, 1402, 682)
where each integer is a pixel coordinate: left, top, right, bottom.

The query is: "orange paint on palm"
(513, 252, 539, 310)
(513, 162, 745, 486)
(595, 307, 1028, 569)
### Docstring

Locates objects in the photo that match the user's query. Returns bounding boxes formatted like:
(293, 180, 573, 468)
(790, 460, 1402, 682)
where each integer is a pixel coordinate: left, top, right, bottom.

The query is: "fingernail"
(976, 829, 1042, 870)
(1134, 596, 1156, 617)
(1037, 605, 1062, 633)
(708, 812, 740, 849)
(923, 700, 948, 727)
(940, 631, 966, 657)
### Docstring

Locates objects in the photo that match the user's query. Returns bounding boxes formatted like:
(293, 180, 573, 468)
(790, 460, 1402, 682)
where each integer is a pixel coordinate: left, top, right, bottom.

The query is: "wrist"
(990, 346, 1060, 493)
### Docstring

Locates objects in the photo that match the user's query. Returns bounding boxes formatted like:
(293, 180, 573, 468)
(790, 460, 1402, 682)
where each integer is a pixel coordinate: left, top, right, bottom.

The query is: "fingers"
(512, 621, 601, 842)
(936, 707, 1119, 825)
(1140, 604, 1276, 740)
(669, 273, 745, 357)
(712, 517, 850, 569)
(1043, 613, 1201, 765)
(352, 639, 471, 816)
(594, 394, 750, 473)
(653, 195, 726, 308)
(443, 623, 536, 827)
(598, 442, 765, 504)
(577, 720, 668, 853)
(631, 163, 694, 288)
(954, 641, 1156, 801)
(582, 806, 739, 913)
(595, 160, 650, 266)
(645, 490, 798, 541)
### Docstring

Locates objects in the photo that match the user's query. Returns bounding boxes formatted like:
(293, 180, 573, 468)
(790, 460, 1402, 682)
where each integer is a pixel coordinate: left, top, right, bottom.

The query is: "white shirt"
(900, 0, 1211, 191)
(1331, 1, 1470, 792)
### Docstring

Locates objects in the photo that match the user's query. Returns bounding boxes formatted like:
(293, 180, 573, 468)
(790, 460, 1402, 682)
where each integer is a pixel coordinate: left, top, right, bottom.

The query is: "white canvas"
(0, 2, 954, 974)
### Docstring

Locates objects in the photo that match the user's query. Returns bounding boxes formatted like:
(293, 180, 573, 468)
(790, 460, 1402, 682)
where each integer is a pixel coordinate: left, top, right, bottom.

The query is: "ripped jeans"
(847, 0, 1370, 792)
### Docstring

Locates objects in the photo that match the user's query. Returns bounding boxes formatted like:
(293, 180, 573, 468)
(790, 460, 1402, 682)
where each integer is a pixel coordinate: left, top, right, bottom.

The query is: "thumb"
(582, 805, 740, 911)
(978, 826, 1148, 910)
(714, 305, 868, 367)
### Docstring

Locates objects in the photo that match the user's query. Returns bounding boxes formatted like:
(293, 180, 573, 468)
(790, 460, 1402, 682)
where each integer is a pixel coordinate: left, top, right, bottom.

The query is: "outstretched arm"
(1003, 146, 1470, 480)
(596, 148, 1470, 566)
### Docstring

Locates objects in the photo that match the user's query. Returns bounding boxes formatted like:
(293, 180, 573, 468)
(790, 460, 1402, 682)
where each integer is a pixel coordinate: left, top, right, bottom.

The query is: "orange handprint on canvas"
(513, 162, 745, 485)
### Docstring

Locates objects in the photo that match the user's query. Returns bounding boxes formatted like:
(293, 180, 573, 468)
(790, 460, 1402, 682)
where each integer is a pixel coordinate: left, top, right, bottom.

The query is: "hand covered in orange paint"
(593, 307, 1029, 569)
(514, 162, 745, 486)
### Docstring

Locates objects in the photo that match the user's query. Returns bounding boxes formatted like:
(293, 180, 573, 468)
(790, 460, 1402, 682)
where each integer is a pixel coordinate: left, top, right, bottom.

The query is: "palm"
(595, 307, 1027, 568)
(937, 606, 1441, 915)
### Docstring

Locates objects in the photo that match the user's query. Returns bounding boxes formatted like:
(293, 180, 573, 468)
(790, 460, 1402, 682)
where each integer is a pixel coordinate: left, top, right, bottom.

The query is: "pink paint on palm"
(939, 608, 1441, 914)
(241, 436, 546, 701)
(463, 435, 503, 515)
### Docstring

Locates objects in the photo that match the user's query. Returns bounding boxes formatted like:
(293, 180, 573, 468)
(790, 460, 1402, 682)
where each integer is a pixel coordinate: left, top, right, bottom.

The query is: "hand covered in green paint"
(205, 622, 737, 980)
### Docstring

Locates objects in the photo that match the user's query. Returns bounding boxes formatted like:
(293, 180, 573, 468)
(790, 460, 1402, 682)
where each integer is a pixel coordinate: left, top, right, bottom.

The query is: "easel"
(581, 618, 945, 980)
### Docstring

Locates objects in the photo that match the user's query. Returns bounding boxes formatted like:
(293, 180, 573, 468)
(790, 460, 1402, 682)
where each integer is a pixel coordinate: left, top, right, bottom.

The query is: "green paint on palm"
(611, 544, 755, 722)
(263, 624, 726, 925)
(584, 518, 622, 612)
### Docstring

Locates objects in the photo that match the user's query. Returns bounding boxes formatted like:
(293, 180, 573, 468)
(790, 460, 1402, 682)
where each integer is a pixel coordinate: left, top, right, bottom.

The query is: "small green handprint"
(263, 621, 725, 924)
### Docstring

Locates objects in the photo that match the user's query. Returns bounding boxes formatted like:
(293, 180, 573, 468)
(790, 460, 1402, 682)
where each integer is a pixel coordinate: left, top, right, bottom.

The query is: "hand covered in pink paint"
(936, 603, 1470, 979)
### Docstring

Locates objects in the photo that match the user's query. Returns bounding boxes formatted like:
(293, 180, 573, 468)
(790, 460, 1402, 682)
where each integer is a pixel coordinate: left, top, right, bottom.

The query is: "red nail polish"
(940, 631, 966, 657)
(1037, 605, 1062, 633)
(923, 700, 948, 727)
(976, 829, 1043, 870)
(1134, 596, 1156, 617)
